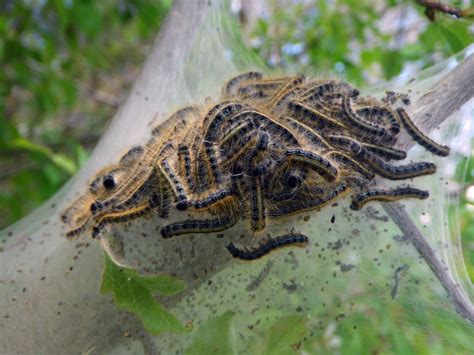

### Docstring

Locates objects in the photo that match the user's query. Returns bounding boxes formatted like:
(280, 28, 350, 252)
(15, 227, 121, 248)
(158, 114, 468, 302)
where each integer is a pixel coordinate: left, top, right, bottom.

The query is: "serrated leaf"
(185, 311, 235, 355)
(260, 315, 308, 355)
(101, 253, 190, 335)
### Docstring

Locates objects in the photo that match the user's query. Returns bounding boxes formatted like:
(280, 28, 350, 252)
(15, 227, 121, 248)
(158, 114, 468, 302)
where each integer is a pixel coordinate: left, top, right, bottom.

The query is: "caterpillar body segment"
(350, 187, 429, 211)
(396, 107, 450, 157)
(227, 233, 308, 260)
(283, 116, 331, 150)
(356, 106, 400, 135)
(278, 149, 338, 182)
(160, 215, 238, 239)
(223, 71, 263, 97)
(288, 101, 348, 130)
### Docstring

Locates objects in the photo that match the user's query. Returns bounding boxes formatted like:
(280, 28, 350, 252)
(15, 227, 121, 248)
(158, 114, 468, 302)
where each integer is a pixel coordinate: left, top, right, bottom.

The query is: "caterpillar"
(62, 72, 448, 260)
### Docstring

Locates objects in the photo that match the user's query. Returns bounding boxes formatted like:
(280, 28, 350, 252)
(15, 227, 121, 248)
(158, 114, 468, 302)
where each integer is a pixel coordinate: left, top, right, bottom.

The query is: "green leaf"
(437, 22, 464, 53)
(259, 315, 308, 355)
(382, 50, 403, 80)
(76, 3, 102, 38)
(185, 311, 235, 355)
(101, 253, 190, 335)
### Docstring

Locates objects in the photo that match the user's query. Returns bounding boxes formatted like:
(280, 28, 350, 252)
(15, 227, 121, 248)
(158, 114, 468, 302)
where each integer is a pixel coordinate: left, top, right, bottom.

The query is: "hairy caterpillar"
(62, 72, 448, 259)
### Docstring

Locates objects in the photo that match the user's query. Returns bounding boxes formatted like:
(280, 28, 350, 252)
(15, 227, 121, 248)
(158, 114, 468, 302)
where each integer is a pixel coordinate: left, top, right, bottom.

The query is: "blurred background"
(0, 0, 472, 274)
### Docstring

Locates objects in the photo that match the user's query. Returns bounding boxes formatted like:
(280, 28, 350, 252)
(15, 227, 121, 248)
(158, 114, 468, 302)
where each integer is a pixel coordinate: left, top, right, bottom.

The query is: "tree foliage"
(0, 0, 171, 226)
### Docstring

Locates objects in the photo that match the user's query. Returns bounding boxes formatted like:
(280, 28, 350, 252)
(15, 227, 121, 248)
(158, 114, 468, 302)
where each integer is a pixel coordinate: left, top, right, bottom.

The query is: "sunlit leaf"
(438, 22, 465, 53)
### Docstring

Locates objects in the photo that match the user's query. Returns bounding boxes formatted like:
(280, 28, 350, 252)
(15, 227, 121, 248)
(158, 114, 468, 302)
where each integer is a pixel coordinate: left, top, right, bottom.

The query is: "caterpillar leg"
(350, 187, 429, 210)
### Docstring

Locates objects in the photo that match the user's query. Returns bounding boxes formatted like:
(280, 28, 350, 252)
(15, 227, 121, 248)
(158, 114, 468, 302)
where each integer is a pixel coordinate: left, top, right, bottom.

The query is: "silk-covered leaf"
(185, 311, 235, 355)
(101, 253, 190, 335)
(259, 315, 308, 355)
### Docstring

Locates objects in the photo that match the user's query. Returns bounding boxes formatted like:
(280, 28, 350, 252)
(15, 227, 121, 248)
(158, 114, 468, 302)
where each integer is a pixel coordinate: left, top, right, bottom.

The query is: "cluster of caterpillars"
(62, 71, 449, 260)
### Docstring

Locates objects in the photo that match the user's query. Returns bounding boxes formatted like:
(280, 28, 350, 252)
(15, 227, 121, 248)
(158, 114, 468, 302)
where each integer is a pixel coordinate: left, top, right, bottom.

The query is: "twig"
(416, 0, 463, 21)
(384, 203, 474, 322)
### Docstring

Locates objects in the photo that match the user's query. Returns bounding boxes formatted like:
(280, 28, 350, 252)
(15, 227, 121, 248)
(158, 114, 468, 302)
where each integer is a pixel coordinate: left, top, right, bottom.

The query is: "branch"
(384, 203, 474, 322)
(416, 0, 465, 21)
(388, 51, 474, 323)
(395, 52, 474, 152)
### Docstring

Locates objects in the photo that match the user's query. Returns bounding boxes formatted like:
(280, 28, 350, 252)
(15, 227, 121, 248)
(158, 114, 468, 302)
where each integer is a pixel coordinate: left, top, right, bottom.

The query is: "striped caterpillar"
(62, 72, 448, 260)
